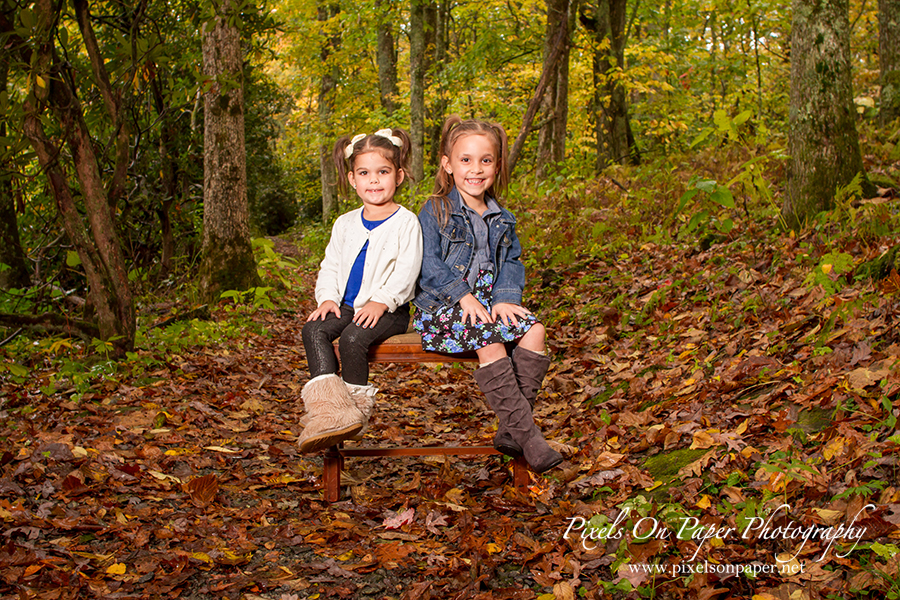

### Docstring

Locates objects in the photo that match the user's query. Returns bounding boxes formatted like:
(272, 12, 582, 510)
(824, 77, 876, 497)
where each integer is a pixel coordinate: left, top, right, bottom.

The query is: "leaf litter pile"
(2, 199, 900, 600)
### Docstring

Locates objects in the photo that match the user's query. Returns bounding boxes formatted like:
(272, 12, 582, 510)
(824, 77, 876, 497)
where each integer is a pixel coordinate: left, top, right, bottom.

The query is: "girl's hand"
(353, 301, 388, 329)
(492, 302, 531, 328)
(307, 300, 341, 322)
(459, 293, 493, 326)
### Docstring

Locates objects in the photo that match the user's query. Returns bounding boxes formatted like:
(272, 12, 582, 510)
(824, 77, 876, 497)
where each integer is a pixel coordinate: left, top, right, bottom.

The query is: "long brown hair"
(427, 116, 510, 227)
(332, 128, 413, 198)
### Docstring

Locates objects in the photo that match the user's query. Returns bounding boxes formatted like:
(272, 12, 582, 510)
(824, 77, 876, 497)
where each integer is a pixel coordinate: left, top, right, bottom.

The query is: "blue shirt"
(342, 209, 398, 306)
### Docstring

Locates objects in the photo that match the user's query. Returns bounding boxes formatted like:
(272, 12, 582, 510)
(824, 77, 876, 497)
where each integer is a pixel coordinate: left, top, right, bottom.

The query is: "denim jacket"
(413, 187, 526, 312)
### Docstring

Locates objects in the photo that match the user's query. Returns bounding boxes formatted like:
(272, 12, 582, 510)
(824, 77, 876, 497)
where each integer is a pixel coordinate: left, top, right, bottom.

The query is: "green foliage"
(675, 176, 736, 239)
(804, 252, 855, 294)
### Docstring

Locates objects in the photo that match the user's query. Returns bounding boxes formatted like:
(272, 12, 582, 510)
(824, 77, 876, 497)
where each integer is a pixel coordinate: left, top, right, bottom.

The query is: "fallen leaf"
(183, 473, 218, 507)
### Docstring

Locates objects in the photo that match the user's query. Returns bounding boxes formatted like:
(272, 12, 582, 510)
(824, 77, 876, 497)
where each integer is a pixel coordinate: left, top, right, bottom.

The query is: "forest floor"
(2, 183, 900, 600)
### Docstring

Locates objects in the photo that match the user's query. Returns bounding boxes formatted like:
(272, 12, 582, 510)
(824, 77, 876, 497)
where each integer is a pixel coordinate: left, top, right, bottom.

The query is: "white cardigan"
(315, 206, 423, 312)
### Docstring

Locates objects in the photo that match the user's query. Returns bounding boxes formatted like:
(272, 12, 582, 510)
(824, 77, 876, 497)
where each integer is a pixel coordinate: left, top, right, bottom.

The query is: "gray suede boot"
(473, 357, 562, 473)
(494, 347, 551, 457)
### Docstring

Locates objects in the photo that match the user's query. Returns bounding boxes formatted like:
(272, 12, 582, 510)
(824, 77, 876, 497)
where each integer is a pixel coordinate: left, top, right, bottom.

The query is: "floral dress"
(414, 267, 536, 354)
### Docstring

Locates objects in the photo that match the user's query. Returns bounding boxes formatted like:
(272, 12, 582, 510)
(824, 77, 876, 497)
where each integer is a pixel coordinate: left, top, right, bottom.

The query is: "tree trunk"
(536, 0, 571, 179)
(409, 0, 428, 182)
(783, 0, 866, 229)
(11, 0, 135, 355)
(0, 50, 31, 290)
(376, 0, 399, 115)
(879, 0, 900, 123)
(318, 2, 340, 221)
(151, 77, 178, 279)
(199, 0, 260, 302)
(428, 0, 450, 168)
(587, 0, 639, 168)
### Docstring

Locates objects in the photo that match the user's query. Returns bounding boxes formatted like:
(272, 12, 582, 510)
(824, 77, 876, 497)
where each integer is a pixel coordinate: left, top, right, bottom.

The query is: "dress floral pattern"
(414, 269, 536, 354)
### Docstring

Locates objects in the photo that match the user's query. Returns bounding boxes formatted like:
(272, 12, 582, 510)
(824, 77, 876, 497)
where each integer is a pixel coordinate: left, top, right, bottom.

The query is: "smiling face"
(348, 151, 404, 214)
(441, 134, 498, 207)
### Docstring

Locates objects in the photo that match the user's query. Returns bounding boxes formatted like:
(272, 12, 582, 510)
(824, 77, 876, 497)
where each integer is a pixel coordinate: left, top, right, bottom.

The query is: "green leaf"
(66, 251, 82, 267)
(733, 110, 753, 126)
(689, 127, 714, 148)
(715, 218, 734, 233)
(676, 188, 699, 213)
(694, 179, 717, 194)
(709, 187, 735, 208)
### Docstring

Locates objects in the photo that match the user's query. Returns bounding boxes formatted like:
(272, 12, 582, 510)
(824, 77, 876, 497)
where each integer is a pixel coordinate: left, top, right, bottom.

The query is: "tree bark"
(6, 0, 135, 355)
(199, 0, 260, 302)
(72, 0, 131, 211)
(427, 0, 450, 168)
(879, 0, 900, 123)
(150, 77, 178, 279)
(587, 0, 639, 169)
(409, 0, 429, 182)
(536, 0, 571, 179)
(0, 49, 31, 290)
(783, 0, 866, 229)
(318, 2, 340, 221)
(376, 0, 399, 115)
(508, 24, 569, 175)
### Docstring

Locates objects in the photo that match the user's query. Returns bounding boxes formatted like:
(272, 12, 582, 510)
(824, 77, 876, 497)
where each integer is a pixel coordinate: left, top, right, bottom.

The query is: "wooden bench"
(323, 332, 529, 502)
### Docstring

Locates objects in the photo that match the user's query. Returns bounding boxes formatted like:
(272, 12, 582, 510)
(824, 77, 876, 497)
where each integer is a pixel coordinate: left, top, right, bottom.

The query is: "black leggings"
(302, 303, 410, 385)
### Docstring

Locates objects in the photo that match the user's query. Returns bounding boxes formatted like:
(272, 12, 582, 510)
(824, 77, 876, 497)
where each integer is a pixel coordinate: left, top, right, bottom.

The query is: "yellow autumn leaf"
(696, 494, 712, 509)
(823, 437, 846, 460)
(203, 446, 239, 454)
(485, 543, 503, 554)
(35, 75, 46, 88)
(191, 552, 213, 563)
(812, 508, 843, 525)
(821, 263, 833, 274)
(777, 553, 802, 576)
(106, 563, 126, 575)
(337, 550, 354, 561)
(690, 430, 716, 450)
(553, 582, 576, 600)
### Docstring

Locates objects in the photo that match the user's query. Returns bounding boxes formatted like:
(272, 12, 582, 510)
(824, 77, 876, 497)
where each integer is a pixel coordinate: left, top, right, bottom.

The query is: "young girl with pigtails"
(298, 128, 423, 453)
(413, 116, 563, 473)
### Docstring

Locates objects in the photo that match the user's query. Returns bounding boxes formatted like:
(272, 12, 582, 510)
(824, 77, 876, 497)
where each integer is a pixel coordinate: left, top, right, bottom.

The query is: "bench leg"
(511, 456, 530, 490)
(323, 447, 343, 502)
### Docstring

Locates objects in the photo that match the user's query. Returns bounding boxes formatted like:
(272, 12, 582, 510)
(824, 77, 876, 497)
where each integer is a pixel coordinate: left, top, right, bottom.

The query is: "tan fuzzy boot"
(297, 374, 365, 453)
(345, 383, 377, 440)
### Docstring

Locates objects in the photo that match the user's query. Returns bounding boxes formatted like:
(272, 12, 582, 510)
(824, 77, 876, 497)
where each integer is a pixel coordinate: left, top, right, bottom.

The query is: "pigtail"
(390, 128, 413, 183)
(332, 135, 354, 198)
(487, 122, 510, 200)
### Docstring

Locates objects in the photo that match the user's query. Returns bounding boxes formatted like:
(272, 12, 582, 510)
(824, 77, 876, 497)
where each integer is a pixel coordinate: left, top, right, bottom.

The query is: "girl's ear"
(440, 155, 451, 174)
(347, 171, 357, 189)
(396, 169, 405, 185)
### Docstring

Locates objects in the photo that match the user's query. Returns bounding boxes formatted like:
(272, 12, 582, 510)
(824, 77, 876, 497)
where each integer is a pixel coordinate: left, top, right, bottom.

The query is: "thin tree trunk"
(508, 24, 569, 174)
(376, 0, 399, 115)
(537, 0, 570, 179)
(0, 50, 30, 290)
(410, 0, 429, 182)
(879, 0, 900, 122)
(428, 0, 450, 167)
(318, 2, 340, 221)
(151, 77, 177, 278)
(199, 0, 260, 301)
(589, 0, 639, 169)
(73, 0, 131, 211)
(783, 0, 867, 229)
(13, 0, 135, 354)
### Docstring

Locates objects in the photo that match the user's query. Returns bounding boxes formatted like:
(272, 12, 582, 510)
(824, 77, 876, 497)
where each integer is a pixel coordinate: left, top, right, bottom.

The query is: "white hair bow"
(344, 129, 402, 159)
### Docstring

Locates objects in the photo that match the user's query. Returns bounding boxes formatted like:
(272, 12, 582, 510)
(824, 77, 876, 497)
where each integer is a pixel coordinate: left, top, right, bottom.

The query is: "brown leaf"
(183, 473, 218, 507)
